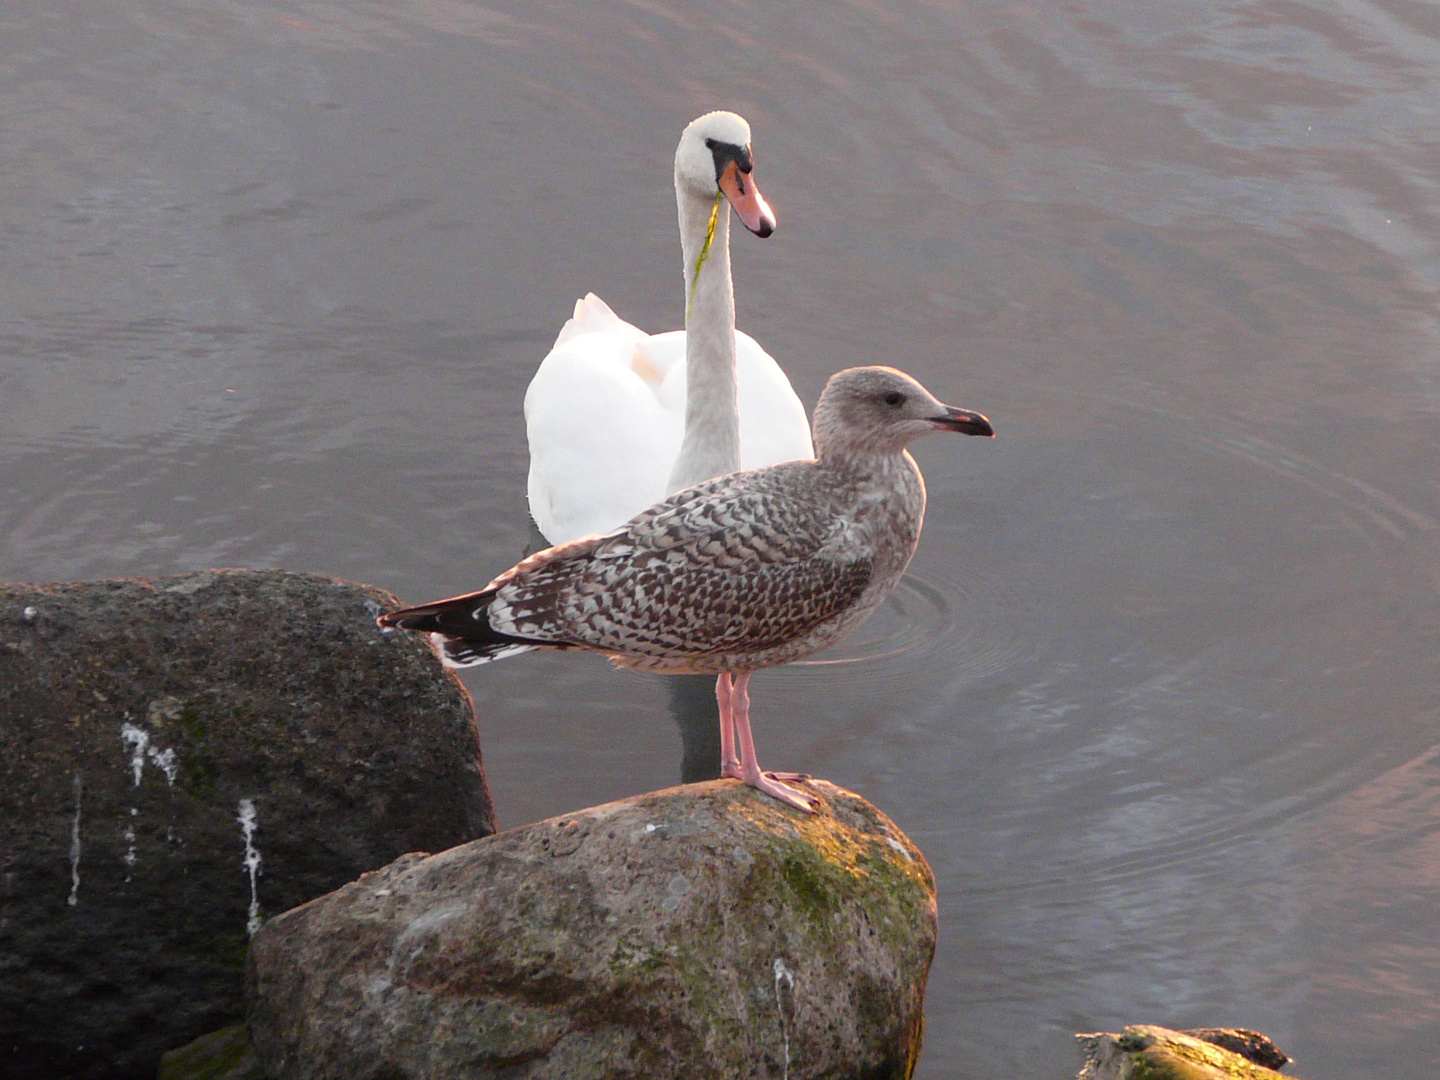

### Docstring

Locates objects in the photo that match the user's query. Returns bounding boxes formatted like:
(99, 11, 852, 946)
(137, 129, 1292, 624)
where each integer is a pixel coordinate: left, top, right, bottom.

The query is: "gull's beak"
(719, 159, 776, 237)
(933, 405, 995, 437)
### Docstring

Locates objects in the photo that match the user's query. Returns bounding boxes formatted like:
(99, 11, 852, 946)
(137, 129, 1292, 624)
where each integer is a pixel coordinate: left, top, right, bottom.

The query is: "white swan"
(524, 111, 814, 545)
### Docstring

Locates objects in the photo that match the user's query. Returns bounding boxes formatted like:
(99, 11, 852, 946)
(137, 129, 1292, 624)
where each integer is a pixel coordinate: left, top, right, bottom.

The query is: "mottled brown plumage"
(380, 365, 994, 811)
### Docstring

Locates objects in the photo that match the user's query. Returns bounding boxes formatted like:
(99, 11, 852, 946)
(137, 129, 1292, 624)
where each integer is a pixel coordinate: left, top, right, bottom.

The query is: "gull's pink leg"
(732, 672, 815, 813)
(717, 673, 742, 779)
(722, 670, 808, 783)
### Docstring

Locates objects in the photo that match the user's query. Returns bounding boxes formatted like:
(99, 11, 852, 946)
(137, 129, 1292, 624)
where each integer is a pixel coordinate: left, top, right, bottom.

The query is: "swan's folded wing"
(551, 292, 648, 349)
(735, 329, 815, 467)
(491, 463, 872, 659)
(524, 330, 679, 544)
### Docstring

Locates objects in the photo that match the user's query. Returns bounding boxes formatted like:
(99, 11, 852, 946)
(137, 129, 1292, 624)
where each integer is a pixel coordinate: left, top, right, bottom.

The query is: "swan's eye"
(707, 140, 752, 184)
(883, 391, 905, 407)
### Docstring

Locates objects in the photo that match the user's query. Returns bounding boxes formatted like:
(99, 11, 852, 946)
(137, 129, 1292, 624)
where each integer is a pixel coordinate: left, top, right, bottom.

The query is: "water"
(4, 2, 1440, 1076)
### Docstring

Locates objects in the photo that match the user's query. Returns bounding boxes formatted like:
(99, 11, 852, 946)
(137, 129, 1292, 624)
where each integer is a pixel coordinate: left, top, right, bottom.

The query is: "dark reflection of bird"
(665, 673, 725, 783)
(379, 366, 994, 813)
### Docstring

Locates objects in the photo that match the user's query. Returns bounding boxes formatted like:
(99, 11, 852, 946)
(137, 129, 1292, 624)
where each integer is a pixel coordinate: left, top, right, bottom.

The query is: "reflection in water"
(668, 566, 1032, 785)
(5, 1, 1440, 1078)
(666, 674, 722, 784)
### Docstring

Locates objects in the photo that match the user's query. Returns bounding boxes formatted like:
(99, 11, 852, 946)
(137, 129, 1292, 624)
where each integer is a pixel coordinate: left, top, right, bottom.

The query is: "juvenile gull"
(379, 366, 994, 812)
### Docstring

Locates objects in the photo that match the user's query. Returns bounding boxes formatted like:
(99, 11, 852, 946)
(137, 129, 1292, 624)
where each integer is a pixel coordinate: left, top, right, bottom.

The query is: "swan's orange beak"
(719, 160, 776, 238)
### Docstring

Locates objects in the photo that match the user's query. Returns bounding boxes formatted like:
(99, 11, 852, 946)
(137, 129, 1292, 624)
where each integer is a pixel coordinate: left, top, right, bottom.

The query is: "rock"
(1183, 1029, 1291, 1072)
(0, 570, 495, 1080)
(157, 1026, 266, 1080)
(248, 779, 936, 1080)
(1077, 1025, 1297, 1079)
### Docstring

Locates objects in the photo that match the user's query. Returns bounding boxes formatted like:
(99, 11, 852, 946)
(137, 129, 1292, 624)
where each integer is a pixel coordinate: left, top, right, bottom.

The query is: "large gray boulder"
(248, 779, 937, 1080)
(0, 570, 495, 1080)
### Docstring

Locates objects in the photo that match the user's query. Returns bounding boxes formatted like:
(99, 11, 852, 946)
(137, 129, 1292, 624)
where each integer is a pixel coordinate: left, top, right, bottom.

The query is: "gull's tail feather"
(377, 590, 540, 669)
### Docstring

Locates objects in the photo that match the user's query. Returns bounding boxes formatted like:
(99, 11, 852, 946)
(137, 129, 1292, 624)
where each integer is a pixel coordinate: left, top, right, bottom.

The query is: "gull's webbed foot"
(746, 771, 816, 814)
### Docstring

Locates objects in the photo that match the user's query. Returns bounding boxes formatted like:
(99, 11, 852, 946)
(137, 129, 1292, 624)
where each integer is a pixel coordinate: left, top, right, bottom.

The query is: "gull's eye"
(883, 391, 905, 407)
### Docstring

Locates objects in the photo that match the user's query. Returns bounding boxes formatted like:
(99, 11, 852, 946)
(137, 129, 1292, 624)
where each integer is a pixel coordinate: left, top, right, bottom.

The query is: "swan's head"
(675, 111, 776, 238)
(813, 366, 995, 458)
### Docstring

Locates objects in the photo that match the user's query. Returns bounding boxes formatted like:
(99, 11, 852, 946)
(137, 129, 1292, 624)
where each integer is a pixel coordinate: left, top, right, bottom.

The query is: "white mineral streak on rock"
(885, 837, 913, 862)
(67, 772, 83, 906)
(121, 721, 149, 786)
(121, 720, 179, 789)
(148, 746, 178, 786)
(773, 957, 797, 1080)
(389, 901, 467, 977)
(238, 799, 263, 935)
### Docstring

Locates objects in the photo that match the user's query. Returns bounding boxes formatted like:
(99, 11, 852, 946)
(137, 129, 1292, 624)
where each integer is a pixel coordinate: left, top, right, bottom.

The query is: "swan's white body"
(524, 112, 813, 546)
(525, 295, 812, 543)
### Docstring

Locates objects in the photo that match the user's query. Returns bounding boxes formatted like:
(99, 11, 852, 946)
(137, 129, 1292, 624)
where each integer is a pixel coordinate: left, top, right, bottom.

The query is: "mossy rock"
(1077, 1025, 1298, 1080)
(248, 779, 937, 1079)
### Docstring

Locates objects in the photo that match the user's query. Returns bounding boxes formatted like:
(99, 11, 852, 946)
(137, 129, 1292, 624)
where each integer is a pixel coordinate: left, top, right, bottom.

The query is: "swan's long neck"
(668, 183, 740, 493)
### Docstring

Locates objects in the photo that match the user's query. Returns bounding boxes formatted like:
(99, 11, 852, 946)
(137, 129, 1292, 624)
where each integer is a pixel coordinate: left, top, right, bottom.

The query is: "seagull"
(379, 366, 994, 813)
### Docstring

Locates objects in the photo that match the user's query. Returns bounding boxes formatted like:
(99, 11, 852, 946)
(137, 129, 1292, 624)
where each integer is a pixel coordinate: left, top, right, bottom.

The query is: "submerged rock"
(157, 1026, 265, 1080)
(0, 570, 494, 1080)
(248, 779, 937, 1080)
(1077, 1025, 1296, 1079)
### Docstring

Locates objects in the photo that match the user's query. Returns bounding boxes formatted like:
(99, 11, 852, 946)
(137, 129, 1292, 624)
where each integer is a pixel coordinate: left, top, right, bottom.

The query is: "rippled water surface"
(5, 2, 1440, 1076)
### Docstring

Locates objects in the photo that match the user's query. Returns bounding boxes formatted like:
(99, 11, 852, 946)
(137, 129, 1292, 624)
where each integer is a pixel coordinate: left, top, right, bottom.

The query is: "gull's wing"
(489, 462, 874, 662)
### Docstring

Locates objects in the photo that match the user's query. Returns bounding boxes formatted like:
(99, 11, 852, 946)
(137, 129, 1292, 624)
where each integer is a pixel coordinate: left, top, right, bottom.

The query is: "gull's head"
(813, 366, 995, 458)
(674, 110, 775, 237)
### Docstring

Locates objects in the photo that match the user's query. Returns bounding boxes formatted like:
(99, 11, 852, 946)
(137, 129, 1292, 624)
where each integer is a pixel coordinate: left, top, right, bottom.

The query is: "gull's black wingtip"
(378, 588, 544, 666)
(376, 606, 437, 632)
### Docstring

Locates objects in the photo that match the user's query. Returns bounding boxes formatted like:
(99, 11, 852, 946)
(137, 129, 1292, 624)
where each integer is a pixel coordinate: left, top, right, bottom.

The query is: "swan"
(524, 111, 814, 545)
